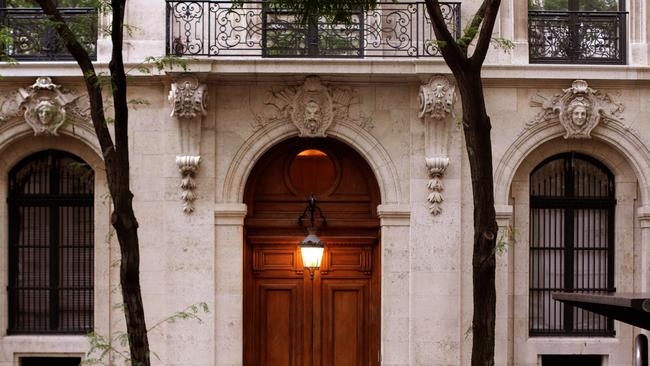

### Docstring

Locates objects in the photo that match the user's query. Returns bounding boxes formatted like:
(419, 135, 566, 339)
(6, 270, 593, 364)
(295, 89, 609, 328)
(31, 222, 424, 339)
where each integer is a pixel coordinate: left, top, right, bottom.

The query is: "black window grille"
(529, 152, 615, 337)
(7, 150, 94, 334)
(21, 357, 82, 366)
(528, 0, 626, 64)
(262, 5, 363, 58)
(0, 0, 98, 61)
(541, 355, 603, 366)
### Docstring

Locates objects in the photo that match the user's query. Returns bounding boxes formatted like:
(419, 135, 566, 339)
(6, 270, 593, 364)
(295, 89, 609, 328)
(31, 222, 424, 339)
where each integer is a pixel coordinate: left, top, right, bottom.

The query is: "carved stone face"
(571, 104, 587, 126)
(34, 100, 58, 126)
(305, 100, 321, 132)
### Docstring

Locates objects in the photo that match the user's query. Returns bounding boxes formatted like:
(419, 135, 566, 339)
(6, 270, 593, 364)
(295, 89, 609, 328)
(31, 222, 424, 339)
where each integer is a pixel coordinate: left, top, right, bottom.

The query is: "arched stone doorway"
(243, 137, 381, 366)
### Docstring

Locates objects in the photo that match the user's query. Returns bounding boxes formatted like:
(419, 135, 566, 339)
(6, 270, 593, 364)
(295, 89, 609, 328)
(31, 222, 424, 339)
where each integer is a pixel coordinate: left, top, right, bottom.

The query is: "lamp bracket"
(298, 194, 327, 228)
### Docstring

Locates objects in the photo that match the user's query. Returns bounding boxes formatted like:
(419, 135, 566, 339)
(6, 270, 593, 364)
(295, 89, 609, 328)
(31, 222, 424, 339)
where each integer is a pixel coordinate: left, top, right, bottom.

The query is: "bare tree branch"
(34, 0, 115, 162)
(471, 0, 502, 68)
(424, 0, 465, 70)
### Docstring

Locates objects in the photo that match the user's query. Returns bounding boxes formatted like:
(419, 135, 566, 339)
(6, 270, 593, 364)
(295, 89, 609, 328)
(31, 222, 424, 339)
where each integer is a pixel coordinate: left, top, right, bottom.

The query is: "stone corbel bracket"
(169, 74, 207, 214)
(425, 157, 450, 215)
(176, 156, 201, 214)
(419, 75, 456, 216)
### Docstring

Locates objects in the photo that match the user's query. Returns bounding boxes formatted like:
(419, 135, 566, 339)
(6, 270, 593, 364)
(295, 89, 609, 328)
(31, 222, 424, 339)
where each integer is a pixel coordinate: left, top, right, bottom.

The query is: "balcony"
(166, 1, 460, 58)
(528, 10, 627, 65)
(0, 7, 98, 61)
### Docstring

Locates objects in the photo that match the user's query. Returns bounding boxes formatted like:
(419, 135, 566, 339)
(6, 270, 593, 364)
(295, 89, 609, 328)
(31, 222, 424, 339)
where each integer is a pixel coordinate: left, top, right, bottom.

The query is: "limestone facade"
(0, 0, 650, 365)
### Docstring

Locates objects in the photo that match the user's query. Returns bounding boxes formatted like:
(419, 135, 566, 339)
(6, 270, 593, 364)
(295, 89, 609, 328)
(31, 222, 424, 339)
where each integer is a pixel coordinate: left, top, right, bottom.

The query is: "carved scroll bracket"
(169, 74, 208, 214)
(419, 75, 456, 216)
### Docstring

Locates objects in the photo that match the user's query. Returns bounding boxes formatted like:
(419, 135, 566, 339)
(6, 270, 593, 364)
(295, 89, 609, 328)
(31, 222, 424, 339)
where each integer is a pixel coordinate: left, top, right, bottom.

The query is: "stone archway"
(242, 137, 381, 366)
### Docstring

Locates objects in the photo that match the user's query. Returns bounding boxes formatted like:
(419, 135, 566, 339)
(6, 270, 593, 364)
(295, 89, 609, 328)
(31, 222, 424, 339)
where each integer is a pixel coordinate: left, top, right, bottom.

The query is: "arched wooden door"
(244, 138, 381, 366)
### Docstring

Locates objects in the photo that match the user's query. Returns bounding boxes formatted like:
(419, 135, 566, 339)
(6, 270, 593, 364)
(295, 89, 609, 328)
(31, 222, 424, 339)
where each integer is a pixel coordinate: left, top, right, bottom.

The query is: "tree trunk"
(456, 69, 498, 366)
(112, 200, 150, 366)
(32, 1, 152, 365)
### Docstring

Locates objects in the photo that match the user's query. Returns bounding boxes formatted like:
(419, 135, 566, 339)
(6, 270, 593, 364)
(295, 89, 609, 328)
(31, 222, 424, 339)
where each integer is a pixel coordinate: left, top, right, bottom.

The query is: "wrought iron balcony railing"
(528, 10, 627, 65)
(166, 1, 460, 58)
(0, 7, 98, 61)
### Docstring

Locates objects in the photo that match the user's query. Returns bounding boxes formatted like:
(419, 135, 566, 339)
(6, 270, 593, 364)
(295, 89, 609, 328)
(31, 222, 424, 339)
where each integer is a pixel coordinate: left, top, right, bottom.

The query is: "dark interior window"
(527, 0, 626, 64)
(541, 354, 603, 366)
(529, 152, 615, 336)
(8, 150, 94, 334)
(3, 0, 94, 7)
(263, 6, 363, 58)
(529, 0, 620, 11)
(21, 357, 82, 366)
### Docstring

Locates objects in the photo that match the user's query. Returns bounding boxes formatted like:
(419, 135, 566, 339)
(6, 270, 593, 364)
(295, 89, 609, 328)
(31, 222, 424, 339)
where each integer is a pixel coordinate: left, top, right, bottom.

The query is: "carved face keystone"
(34, 100, 58, 126)
(305, 100, 321, 132)
(572, 104, 587, 127)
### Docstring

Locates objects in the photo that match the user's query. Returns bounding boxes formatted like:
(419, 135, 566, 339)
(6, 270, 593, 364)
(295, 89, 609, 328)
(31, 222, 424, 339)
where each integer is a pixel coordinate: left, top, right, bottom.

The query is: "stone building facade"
(0, 0, 649, 365)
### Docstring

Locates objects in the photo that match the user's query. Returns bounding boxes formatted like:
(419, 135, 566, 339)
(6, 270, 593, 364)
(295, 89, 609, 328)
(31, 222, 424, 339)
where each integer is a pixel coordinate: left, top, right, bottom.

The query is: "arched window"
(529, 152, 615, 336)
(7, 150, 94, 334)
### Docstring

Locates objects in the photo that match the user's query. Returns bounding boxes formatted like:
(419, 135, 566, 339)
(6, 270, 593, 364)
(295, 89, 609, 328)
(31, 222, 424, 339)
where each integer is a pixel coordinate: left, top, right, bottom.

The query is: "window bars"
(529, 152, 615, 337)
(7, 150, 94, 334)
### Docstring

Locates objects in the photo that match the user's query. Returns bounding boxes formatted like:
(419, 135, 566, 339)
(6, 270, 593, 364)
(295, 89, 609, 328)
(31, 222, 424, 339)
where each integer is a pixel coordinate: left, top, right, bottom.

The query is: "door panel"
(255, 281, 304, 366)
(321, 281, 368, 366)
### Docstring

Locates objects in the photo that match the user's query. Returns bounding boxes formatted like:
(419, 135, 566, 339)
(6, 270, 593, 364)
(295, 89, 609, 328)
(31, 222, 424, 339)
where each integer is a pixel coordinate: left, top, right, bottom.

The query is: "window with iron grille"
(528, 0, 626, 64)
(7, 150, 94, 334)
(0, 0, 98, 61)
(529, 152, 615, 336)
(20, 357, 82, 366)
(541, 354, 603, 366)
(262, 4, 364, 58)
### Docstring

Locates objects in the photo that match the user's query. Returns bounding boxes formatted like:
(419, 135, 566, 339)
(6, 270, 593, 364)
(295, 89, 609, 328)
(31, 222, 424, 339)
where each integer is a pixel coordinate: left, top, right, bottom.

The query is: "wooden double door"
(244, 138, 380, 366)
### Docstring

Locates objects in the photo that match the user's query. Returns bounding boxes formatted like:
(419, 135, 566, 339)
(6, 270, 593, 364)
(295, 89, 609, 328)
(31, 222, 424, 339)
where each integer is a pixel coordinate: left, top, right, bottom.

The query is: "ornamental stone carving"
(290, 77, 333, 137)
(169, 74, 208, 120)
(419, 75, 456, 120)
(419, 75, 456, 216)
(0, 77, 87, 136)
(176, 155, 201, 214)
(169, 74, 207, 214)
(529, 80, 624, 139)
(425, 156, 449, 215)
(253, 76, 373, 136)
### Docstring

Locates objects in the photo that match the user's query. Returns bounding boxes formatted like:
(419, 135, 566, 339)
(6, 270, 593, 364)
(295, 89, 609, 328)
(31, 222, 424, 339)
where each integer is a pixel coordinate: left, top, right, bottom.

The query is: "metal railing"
(0, 7, 98, 61)
(529, 153, 616, 337)
(528, 10, 627, 65)
(166, 1, 461, 58)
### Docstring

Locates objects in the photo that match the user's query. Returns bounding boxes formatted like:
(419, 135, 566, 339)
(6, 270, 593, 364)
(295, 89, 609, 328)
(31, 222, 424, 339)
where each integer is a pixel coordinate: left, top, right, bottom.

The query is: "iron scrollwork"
(0, 7, 97, 61)
(166, 1, 461, 58)
(528, 10, 626, 64)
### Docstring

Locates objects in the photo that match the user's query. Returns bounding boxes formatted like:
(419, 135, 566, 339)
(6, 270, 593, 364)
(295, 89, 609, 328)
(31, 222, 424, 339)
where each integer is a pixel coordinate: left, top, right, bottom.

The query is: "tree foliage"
(7, 0, 98, 7)
(528, 0, 619, 11)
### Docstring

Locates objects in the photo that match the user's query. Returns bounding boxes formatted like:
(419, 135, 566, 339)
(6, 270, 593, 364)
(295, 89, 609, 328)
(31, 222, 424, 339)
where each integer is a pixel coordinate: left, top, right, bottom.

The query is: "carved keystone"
(528, 79, 625, 139)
